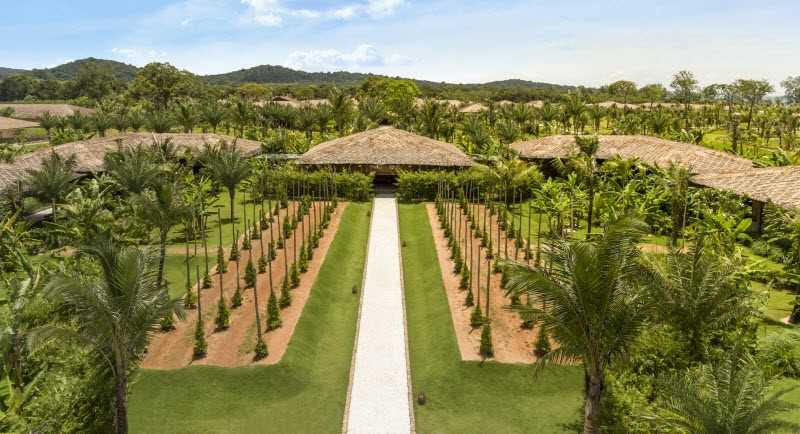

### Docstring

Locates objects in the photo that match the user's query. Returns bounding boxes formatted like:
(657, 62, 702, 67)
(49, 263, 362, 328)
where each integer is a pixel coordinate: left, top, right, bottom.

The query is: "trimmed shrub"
(267, 291, 282, 330)
(290, 263, 300, 288)
(470, 305, 484, 327)
(217, 246, 228, 274)
(202, 271, 212, 289)
(465, 286, 474, 306)
(184, 283, 197, 309)
(241, 236, 251, 251)
(193, 320, 207, 357)
(214, 298, 230, 330)
(231, 284, 243, 308)
(277, 236, 285, 249)
(280, 277, 292, 307)
(479, 323, 494, 357)
(534, 328, 552, 356)
(751, 239, 770, 257)
(254, 337, 268, 359)
(228, 242, 240, 261)
(258, 254, 268, 273)
(160, 313, 175, 332)
(299, 245, 309, 272)
(244, 258, 256, 287)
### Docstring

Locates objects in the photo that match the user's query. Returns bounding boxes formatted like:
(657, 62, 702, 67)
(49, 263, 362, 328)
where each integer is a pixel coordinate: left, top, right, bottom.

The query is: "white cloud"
(287, 44, 388, 71)
(365, 0, 404, 17)
(290, 9, 320, 18)
(254, 13, 282, 26)
(111, 47, 167, 60)
(180, 18, 192, 27)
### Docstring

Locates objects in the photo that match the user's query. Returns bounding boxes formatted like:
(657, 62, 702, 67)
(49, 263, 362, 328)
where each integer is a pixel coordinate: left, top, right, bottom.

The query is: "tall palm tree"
(562, 93, 586, 133)
(203, 141, 251, 233)
(649, 346, 800, 433)
(329, 87, 354, 137)
(418, 99, 445, 139)
(135, 182, 189, 288)
(104, 143, 161, 195)
(651, 235, 751, 361)
(25, 151, 76, 226)
(556, 135, 600, 236)
(32, 235, 185, 434)
(200, 101, 228, 134)
(230, 99, 253, 138)
(502, 217, 655, 434)
(313, 103, 334, 136)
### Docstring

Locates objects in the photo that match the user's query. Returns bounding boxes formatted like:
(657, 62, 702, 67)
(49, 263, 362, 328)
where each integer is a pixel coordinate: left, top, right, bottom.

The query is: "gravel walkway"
(345, 195, 412, 433)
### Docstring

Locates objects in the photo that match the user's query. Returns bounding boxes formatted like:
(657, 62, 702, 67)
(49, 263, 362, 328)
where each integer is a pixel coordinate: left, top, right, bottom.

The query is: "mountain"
(0, 58, 140, 80)
(0, 58, 574, 90)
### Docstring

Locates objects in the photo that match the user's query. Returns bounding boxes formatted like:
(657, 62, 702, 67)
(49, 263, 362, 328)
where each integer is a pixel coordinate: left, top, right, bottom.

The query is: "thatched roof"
(0, 117, 38, 131)
(0, 104, 95, 120)
(0, 133, 262, 190)
(511, 135, 754, 175)
(527, 100, 544, 108)
(691, 166, 800, 210)
(296, 126, 475, 168)
(459, 103, 487, 113)
(595, 101, 639, 109)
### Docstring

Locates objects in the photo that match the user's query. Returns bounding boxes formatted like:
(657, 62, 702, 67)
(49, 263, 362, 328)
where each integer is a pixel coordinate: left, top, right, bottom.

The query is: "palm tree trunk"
(586, 189, 595, 237)
(229, 189, 236, 243)
(158, 231, 167, 288)
(583, 372, 604, 434)
(114, 370, 129, 434)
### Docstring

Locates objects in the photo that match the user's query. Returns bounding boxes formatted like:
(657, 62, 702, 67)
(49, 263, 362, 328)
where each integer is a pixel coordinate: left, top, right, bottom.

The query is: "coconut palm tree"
(32, 234, 185, 434)
(502, 217, 656, 434)
(418, 99, 446, 139)
(556, 135, 600, 236)
(313, 103, 334, 136)
(652, 235, 752, 361)
(104, 143, 161, 195)
(173, 101, 197, 133)
(230, 99, 253, 138)
(36, 110, 57, 136)
(25, 151, 76, 226)
(329, 87, 354, 137)
(200, 101, 227, 134)
(649, 346, 800, 433)
(203, 141, 251, 234)
(134, 181, 189, 288)
(562, 93, 586, 133)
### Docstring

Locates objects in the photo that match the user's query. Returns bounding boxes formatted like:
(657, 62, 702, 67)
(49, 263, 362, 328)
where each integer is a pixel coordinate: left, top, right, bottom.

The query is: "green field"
(398, 202, 583, 432)
(129, 202, 370, 433)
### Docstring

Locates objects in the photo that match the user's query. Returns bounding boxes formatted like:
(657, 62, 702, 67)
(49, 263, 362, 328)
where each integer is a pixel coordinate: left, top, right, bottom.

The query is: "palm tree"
(230, 99, 253, 138)
(358, 96, 387, 127)
(556, 135, 600, 236)
(25, 151, 76, 226)
(562, 93, 586, 133)
(33, 235, 185, 434)
(57, 181, 114, 245)
(68, 110, 89, 133)
(203, 141, 251, 234)
(502, 217, 655, 434)
(104, 143, 161, 195)
(200, 101, 228, 133)
(135, 182, 189, 288)
(173, 101, 197, 133)
(418, 99, 445, 139)
(314, 103, 334, 135)
(146, 109, 172, 133)
(649, 346, 800, 433)
(127, 109, 145, 132)
(90, 111, 114, 137)
(652, 235, 751, 361)
(329, 87, 354, 137)
(36, 110, 57, 136)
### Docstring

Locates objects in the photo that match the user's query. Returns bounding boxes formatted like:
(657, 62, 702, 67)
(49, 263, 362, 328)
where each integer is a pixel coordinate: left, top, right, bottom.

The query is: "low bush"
(759, 328, 800, 378)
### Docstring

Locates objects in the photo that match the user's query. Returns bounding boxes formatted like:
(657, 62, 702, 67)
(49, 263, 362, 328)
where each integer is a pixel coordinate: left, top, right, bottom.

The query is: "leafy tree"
(237, 82, 272, 101)
(74, 61, 117, 101)
(384, 79, 420, 120)
(503, 217, 655, 433)
(781, 75, 800, 104)
(126, 62, 203, 110)
(0, 74, 36, 101)
(607, 80, 637, 105)
(670, 70, 698, 112)
(355, 75, 392, 100)
(639, 83, 667, 107)
(33, 235, 185, 434)
(735, 79, 775, 129)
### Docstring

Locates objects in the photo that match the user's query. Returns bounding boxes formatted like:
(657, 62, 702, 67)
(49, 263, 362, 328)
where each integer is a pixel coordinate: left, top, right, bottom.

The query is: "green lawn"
(129, 202, 371, 433)
(399, 202, 583, 433)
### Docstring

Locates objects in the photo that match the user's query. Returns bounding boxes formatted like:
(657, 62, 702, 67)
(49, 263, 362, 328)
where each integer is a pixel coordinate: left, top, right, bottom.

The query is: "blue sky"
(2, 0, 798, 88)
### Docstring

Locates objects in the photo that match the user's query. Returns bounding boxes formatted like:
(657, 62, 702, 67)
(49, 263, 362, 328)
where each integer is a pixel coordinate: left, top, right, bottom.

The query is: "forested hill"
(0, 57, 574, 90)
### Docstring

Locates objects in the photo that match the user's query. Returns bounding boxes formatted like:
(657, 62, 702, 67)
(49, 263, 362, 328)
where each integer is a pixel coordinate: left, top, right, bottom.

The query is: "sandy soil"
(426, 203, 538, 364)
(141, 200, 343, 369)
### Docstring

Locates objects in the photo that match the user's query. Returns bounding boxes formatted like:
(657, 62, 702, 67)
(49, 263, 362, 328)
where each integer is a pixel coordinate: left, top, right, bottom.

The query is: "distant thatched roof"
(0, 133, 262, 190)
(0, 116, 38, 131)
(296, 126, 475, 168)
(0, 104, 95, 120)
(691, 166, 800, 210)
(459, 103, 487, 113)
(511, 135, 754, 175)
(526, 100, 544, 108)
(595, 101, 639, 109)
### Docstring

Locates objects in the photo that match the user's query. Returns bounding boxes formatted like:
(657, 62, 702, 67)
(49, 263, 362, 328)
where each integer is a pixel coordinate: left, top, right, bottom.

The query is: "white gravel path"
(346, 195, 412, 433)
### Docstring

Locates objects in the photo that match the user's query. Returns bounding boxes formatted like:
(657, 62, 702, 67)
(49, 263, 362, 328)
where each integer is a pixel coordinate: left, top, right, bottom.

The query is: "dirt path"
(142, 201, 342, 369)
(426, 203, 537, 364)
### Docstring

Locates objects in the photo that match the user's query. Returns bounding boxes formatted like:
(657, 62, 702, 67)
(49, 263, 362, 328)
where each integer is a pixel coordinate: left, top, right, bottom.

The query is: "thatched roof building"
(459, 103, 487, 114)
(0, 104, 94, 120)
(511, 135, 754, 175)
(0, 117, 38, 139)
(691, 166, 800, 210)
(0, 133, 262, 190)
(296, 126, 474, 175)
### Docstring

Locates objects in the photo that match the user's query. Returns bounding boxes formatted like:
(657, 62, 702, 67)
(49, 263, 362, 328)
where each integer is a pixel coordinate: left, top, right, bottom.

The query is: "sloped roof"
(296, 126, 475, 167)
(459, 103, 487, 113)
(0, 116, 38, 131)
(511, 135, 754, 175)
(0, 133, 262, 190)
(0, 104, 95, 119)
(691, 165, 800, 209)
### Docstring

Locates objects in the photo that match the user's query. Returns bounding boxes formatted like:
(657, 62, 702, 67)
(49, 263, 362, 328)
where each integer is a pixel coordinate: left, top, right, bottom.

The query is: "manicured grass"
(161, 252, 210, 300)
(129, 202, 371, 433)
(398, 203, 583, 433)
